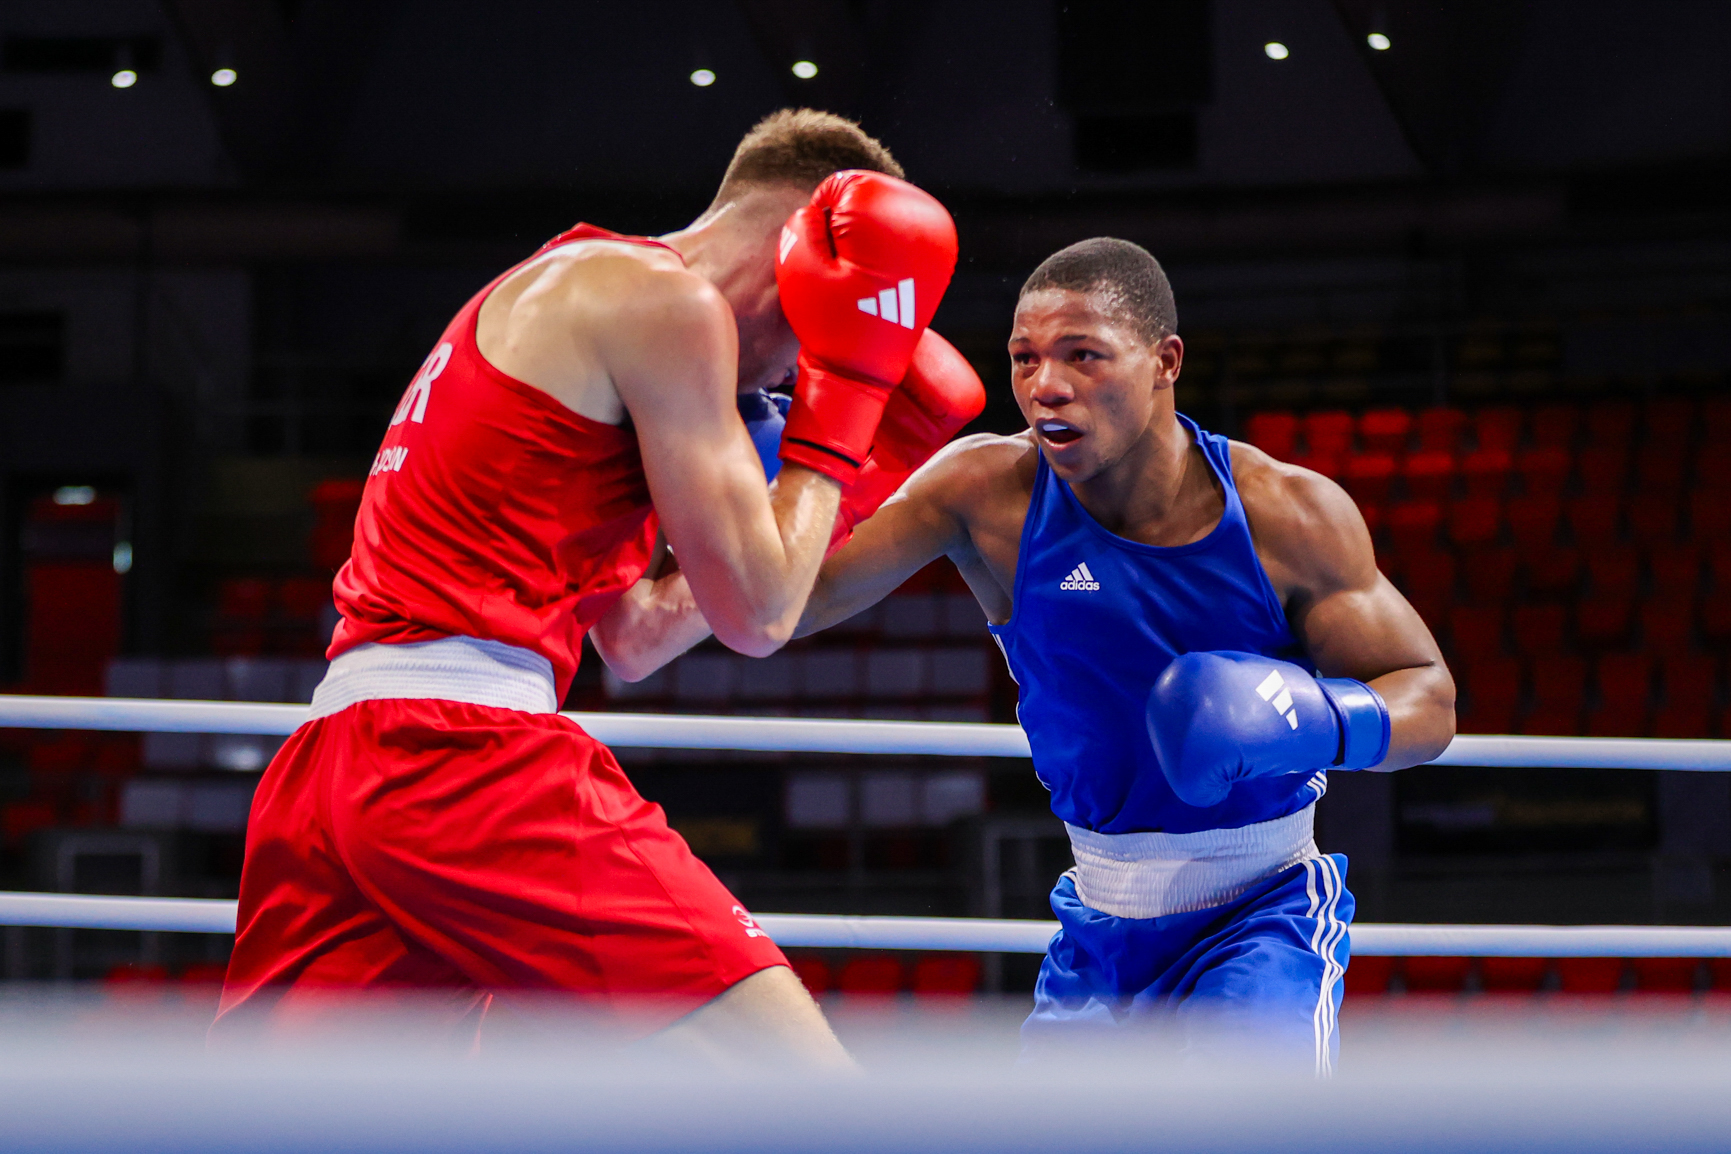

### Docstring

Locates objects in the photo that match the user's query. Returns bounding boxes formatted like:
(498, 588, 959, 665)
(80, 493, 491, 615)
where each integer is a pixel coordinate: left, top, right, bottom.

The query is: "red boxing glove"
(776, 171, 958, 485)
(828, 329, 985, 553)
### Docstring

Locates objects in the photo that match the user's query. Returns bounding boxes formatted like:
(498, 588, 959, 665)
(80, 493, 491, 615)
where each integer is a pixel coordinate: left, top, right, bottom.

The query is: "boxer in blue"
(780, 238, 1457, 1072)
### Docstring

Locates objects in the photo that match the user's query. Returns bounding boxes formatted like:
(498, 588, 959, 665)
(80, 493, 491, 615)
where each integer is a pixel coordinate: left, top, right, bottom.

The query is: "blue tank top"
(989, 414, 1323, 835)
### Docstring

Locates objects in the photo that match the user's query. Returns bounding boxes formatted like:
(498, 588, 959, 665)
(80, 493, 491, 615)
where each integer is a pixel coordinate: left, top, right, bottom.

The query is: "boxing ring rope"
(5, 694, 1731, 768)
(3, 692, 1729, 957)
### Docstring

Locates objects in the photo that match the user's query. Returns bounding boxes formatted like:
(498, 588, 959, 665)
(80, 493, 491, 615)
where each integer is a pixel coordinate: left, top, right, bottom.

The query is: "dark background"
(1, 0, 1729, 986)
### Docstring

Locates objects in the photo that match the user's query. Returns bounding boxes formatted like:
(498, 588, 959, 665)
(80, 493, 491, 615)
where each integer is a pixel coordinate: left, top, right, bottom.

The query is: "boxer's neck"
(661, 186, 807, 310)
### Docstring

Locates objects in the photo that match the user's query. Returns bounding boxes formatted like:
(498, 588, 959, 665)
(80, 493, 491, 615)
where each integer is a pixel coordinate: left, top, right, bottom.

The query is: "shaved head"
(1018, 237, 1177, 343)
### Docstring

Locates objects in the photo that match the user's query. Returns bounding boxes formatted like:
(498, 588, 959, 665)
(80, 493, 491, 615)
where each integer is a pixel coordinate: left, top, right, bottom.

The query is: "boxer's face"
(1009, 288, 1182, 483)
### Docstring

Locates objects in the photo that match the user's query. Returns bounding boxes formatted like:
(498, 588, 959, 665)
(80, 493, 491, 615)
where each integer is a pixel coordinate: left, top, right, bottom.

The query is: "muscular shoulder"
(910, 430, 1038, 516)
(1229, 440, 1377, 596)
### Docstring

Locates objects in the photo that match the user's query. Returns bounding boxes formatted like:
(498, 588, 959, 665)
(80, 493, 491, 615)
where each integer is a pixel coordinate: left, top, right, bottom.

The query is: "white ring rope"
(2, 891, 1729, 957)
(3, 694, 1731, 769)
(4, 694, 1727, 961)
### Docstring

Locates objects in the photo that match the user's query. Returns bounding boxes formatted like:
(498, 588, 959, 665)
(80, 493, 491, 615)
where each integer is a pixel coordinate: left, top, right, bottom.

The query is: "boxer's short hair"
(1019, 237, 1178, 342)
(716, 108, 904, 200)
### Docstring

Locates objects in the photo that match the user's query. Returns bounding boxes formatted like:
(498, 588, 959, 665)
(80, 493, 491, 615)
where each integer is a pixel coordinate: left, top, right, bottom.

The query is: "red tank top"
(329, 224, 673, 699)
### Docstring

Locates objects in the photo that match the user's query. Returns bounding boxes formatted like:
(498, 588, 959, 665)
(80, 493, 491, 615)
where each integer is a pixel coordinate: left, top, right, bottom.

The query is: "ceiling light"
(791, 60, 818, 79)
(110, 69, 137, 88)
(211, 67, 237, 86)
(689, 68, 715, 87)
(1367, 32, 1391, 51)
(54, 485, 96, 506)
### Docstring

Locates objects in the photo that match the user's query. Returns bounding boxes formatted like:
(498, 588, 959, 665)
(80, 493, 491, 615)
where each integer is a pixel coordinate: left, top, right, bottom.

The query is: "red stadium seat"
(1473, 405, 1523, 452)
(1585, 547, 1640, 598)
(1460, 448, 1512, 498)
(1627, 493, 1681, 545)
(1505, 495, 1561, 544)
(1634, 445, 1686, 496)
(1447, 497, 1502, 549)
(1461, 657, 1521, 727)
(1403, 956, 1471, 993)
(1402, 450, 1456, 502)
(1398, 548, 1458, 598)
(1387, 500, 1444, 555)
(1710, 541, 1731, 590)
(1704, 598, 1731, 644)
(1643, 398, 1696, 445)
(1640, 602, 1695, 655)
(1342, 954, 1395, 995)
(1583, 400, 1634, 448)
(216, 578, 272, 622)
(1342, 453, 1398, 506)
(788, 956, 832, 995)
(1575, 445, 1627, 494)
(1416, 407, 1467, 452)
(1531, 654, 1587, 708)
(1290, 452, 1342, 480)
(1359, 407, 1413, 454)
(1245, 411, 1300, 458)
(1703, 398, 1731, 446)
(1689, 490, 1731, 539)
(912, 954, 982, 997)
(1520, 703, 1583, 735)
(1711, 958, 1731, 991)
(1524, 547, 1582, 597)
(1654, 702, 1712, 738)
(1529, 403, 1579, 448)
(1595, 651, 1652, 705)
(1555, 957, 1624, 994)
(1649, 545, 1702, 598)
(1516, 447, 1572, 497)
(1449, 606, 1507, 662)
(1479, 956, 1548, 993)
(1564, 495, 1621, 546)
(1462, 548, 1518, 604)
(1304, 410, 1356, 456)
(1631, 957, 1699, 994)
(1697, 448, 1731, 492)
(1660, 653, 1717, 711)
(1575, 598, 1634, 648)
(838, 956, 905, 996)
(1511, 604, 1568, 653)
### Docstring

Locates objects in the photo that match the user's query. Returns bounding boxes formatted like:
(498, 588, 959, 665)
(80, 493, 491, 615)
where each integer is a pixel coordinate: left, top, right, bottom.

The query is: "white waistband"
(309, 637, 559, 719)
(1064, 803, 1319, 920)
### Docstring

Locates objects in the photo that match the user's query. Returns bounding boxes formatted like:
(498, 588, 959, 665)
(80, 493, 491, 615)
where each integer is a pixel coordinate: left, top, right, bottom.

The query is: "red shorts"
(213, 698, 786, 1037)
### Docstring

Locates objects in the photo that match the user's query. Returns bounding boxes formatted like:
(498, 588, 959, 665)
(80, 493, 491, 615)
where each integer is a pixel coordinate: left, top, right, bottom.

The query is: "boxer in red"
(213, 110, 966, 1066)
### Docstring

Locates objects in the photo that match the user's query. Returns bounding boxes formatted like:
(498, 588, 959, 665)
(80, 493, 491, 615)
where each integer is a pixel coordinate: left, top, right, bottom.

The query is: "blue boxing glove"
(738, 389, 792, 482)
(1146, 651, 1391, 809)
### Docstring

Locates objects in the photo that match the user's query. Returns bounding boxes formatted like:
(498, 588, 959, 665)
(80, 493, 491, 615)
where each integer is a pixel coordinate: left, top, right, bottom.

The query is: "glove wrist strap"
(1316, 678, 1392, 770)
(780, 362, 892, 486)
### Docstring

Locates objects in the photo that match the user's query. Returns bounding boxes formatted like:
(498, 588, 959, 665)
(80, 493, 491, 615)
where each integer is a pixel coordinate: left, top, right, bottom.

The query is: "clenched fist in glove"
(775, 171, 958, 486)
(1147, 651, 1391, 809)
(830, 329, 985, 553)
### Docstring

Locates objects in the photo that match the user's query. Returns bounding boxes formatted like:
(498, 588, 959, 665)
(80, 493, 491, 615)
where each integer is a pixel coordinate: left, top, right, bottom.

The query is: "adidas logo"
(1059, 562, 1100, 591)
(778, 226, 797, 263)
(857, 278, 917, 329)
(1254, 669, 1301, 730)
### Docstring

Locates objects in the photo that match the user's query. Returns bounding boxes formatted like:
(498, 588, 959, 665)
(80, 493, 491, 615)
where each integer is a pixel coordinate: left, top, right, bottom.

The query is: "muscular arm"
(599, 265, 839, 657)
(1236, 445, 1456, 771)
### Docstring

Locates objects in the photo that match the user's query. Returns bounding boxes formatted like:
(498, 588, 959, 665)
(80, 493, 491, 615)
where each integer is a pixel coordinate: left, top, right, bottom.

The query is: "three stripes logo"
(1059, 561, 1101, 591)
(857, 278, 918, 329)
(1255, 669, 1301, 730)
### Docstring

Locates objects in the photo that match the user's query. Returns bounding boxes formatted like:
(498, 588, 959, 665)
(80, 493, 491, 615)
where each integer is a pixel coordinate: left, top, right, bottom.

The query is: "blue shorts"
(1021, 853, 1353, 1075)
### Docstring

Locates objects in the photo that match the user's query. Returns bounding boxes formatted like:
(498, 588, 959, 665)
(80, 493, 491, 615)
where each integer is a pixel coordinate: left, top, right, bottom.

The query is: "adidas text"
(1059, 562, 1101, 591)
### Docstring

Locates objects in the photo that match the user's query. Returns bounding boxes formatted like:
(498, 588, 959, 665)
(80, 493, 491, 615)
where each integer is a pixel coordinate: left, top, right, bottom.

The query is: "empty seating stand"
(1240, 393, 1730, 737)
